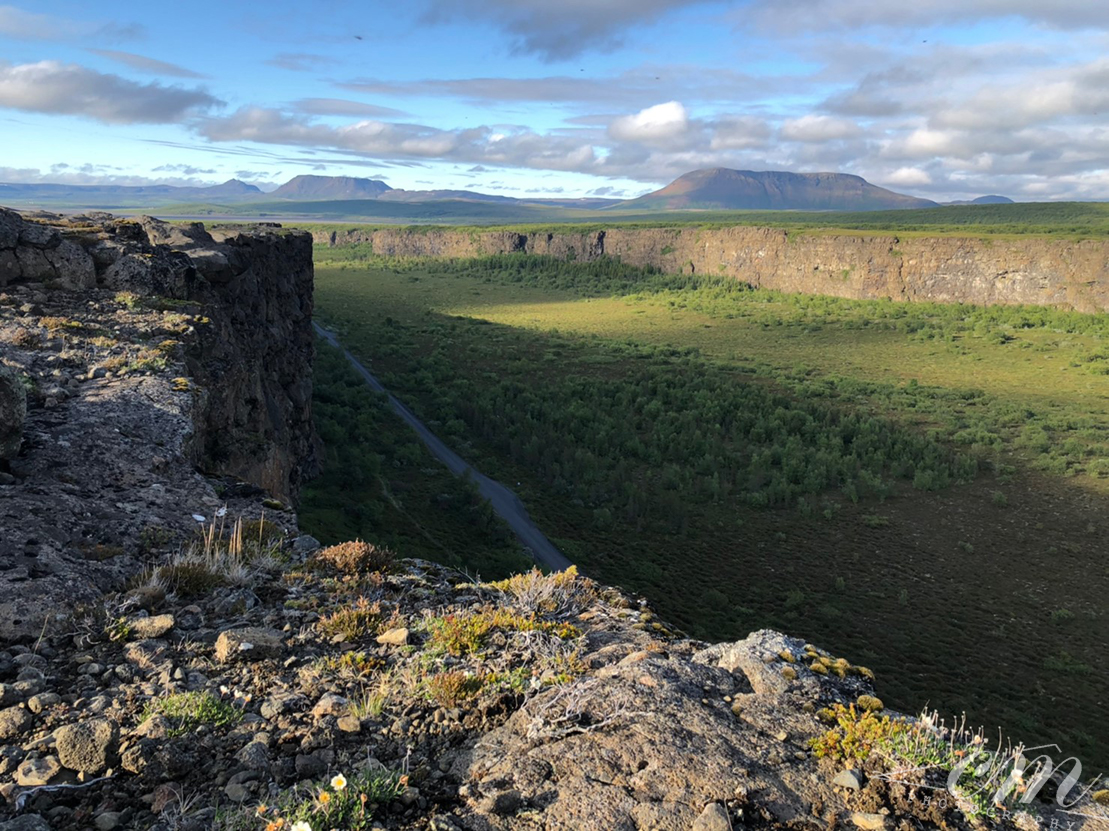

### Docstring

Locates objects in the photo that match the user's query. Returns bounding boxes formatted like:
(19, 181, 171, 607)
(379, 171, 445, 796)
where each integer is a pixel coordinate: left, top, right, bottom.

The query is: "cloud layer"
(2, 0, 1109, 200)
(0, 61, 220, 123)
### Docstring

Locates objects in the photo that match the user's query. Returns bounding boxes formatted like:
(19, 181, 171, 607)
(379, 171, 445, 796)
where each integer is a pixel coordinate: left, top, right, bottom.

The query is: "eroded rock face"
(0, 208, 317, 640)
(316, 226, 1109, 312)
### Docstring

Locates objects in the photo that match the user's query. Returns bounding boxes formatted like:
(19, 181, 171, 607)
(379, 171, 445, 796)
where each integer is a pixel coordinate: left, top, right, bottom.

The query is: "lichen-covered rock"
(54, 718, 119, 774)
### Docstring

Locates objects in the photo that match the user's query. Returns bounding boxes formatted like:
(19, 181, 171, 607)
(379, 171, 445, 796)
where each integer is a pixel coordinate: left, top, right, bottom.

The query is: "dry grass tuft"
(314, 539, 395, 575)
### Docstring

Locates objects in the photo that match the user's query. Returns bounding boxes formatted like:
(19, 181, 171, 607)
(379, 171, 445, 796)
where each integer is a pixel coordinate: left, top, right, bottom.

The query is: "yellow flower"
(318, 791, 332, 805)
(330, 773, 347, 791)
(256, 804, 268, 815)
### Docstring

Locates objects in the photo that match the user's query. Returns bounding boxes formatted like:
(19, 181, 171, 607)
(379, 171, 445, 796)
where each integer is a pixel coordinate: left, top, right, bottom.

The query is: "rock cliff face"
(316, 226, 1109, 312)
(0, 209, 317, 640)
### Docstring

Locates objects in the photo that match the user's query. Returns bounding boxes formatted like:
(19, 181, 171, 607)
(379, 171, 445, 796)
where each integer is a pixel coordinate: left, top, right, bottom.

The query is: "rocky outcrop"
(0, 556, 1101, 830)
(0, 209, 317, 641)
(314, 226, 1109, 312)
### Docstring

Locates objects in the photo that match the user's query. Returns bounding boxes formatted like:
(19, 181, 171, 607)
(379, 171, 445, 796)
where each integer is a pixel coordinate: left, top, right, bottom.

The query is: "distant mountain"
(0, 179, 263, 208)
(616, 168, 938, 212)
(379, 188, 514, 204)
(270, 175, 393, 200)
(203, 179, 263, 197)
(945, 195, 1015, 206)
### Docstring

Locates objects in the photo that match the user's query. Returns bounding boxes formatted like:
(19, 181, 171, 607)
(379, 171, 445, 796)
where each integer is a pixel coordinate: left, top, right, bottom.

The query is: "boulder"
(214, 627, 285, 663)
(54, 718, 119, 774)
(0, 705, 32, 740)
(15, 755, 61, 786)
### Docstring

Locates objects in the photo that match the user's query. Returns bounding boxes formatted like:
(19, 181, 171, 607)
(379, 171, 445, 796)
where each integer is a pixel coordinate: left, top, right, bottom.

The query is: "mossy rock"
(1092, 789, 1109, 806)
(856, 695, 884, 712)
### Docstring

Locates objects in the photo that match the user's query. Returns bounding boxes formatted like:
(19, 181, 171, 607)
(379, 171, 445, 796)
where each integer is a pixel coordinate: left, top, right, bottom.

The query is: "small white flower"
(330, 773, 347, 791)
(291, 823, 312, 831)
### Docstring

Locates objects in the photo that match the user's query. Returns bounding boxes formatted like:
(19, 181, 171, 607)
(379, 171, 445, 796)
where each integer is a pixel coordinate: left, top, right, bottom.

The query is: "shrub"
(426, 670, 484, 706)
(809, 703, 907, 761)
(427, 607, 579, 657)
(315, 539, 395, 575)
(312, 651, 385, 679)
(487, 566, 594, 616)
(317, 597, 382, 640)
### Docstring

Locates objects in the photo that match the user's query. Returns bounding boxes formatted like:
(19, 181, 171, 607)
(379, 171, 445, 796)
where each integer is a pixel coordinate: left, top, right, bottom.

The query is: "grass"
(174, 199, 1109, 238)
(311, 249, 1109, 773)
(140, 691, 242, 736)
(299, 342, 533, 579)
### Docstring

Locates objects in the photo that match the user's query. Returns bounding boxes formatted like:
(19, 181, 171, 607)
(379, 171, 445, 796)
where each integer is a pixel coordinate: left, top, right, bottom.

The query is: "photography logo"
(871, 744, 1109, 829)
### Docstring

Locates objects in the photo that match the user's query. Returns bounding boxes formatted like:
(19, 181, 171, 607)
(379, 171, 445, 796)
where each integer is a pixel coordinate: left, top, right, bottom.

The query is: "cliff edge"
(0, 209, 317, 641)
(316, 226, 1109, 313)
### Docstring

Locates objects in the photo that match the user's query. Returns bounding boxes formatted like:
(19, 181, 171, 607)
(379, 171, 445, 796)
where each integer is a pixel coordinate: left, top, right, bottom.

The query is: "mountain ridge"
(0, 169, 949, 213)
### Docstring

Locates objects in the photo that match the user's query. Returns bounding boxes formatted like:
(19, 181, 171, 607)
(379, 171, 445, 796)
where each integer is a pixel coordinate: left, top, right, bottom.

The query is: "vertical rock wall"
(314, 225, 1109, 312)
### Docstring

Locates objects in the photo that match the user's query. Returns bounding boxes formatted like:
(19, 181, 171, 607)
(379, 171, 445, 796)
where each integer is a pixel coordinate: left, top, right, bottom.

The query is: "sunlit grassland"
(315, 259, 1109, 489)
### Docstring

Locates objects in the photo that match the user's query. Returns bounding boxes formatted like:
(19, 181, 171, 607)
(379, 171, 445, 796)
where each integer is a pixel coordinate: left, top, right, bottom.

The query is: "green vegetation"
(309, 247, 1109, 772)
(300, 343, 532, 579)
(810, 703, 906, 761)
(141, 691, 242, 736)
(185, 199, 1109, 237)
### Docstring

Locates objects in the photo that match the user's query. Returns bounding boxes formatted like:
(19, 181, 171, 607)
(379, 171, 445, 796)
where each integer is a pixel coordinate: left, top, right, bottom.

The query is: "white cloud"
(780, 115, 863, 142)
(0, 61, 221, 123)
(87, 49, 206, 79)
(608, 101, 689, 144)
(196, 107, 599, 173)
(883, 167, 933, 187)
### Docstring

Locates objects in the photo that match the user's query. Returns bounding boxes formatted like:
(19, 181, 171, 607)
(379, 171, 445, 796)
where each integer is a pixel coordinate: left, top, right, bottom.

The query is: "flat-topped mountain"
(618, 168, 939, 212)
(269, 174, 394, 200)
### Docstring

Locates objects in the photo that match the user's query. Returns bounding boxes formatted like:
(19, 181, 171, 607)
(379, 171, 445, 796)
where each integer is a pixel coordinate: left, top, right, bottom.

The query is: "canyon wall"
(0, 209, 317, 639)
(315, 225, 1109, 312)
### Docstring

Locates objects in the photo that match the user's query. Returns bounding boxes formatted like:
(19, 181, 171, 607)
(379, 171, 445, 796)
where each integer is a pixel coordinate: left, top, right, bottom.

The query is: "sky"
(2, 1, 1109, 201)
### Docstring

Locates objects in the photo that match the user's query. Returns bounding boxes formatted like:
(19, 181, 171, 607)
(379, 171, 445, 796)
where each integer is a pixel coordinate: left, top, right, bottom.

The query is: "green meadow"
(304, 247, 1109, 770)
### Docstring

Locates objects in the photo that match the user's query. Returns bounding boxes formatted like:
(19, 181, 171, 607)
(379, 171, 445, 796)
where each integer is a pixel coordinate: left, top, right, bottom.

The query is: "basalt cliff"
(315, 226, 1109, 313)
(0, 212, 1106, 831)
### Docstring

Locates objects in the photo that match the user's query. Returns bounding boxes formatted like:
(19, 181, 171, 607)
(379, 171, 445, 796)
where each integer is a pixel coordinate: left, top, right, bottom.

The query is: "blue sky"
(2, 0, 1109, 200)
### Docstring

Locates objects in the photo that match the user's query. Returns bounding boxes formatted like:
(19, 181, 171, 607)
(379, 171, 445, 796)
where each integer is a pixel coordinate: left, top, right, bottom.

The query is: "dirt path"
(314, 323, 574, 573)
